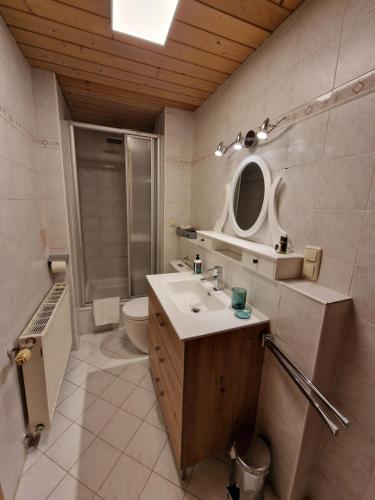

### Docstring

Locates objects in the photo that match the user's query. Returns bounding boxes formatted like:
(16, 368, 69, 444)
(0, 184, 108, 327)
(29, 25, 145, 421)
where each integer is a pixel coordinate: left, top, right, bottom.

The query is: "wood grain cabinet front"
(148, 287, 268, 470)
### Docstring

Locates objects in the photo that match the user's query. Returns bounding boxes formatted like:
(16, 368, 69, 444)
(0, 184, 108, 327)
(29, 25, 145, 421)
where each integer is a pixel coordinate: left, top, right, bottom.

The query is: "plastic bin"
(227, 436, 271, 500)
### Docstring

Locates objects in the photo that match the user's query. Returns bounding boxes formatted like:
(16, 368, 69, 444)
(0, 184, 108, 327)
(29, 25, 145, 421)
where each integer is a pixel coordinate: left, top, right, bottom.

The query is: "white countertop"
(146, 272, 269, 341)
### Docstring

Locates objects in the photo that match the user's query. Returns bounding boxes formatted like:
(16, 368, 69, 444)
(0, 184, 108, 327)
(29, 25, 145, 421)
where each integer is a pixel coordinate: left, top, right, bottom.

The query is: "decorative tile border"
(37, 138, 61, 149)
(0, 102, 34, 140)
(165, 157, 192, 166)
(193, 68, 375, 164)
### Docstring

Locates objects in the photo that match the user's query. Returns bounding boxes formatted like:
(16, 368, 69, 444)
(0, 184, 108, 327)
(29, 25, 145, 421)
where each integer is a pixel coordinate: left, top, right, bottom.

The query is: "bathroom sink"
(167, 279, 226, 314)
(147, 272, 269, 340)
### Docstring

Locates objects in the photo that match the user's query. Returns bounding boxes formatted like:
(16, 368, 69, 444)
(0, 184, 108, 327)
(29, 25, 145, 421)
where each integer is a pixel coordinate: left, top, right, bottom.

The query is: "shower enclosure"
(69, 123, 160, 306)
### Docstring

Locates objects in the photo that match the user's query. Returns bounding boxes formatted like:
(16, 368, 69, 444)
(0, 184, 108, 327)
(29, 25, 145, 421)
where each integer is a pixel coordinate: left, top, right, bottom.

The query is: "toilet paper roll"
(51, 260, 67, 274)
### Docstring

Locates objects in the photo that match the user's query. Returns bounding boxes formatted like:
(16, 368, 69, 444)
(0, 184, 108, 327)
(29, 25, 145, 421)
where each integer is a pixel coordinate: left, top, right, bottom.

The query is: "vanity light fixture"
(233, 132, 243, 150)
(111, 0, 179, 45)
(214, 132, 243, 157)
(257, 116, 287, 140)
(214, 141, 227, 157)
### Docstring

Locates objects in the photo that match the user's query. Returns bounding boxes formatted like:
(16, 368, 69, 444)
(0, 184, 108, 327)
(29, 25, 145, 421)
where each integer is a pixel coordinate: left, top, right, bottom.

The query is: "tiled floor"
(15, 330, 232, 500)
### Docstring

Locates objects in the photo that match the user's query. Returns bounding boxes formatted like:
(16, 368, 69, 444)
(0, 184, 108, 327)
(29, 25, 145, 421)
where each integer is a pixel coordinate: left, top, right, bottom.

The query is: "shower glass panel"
(126, 135, 154, 297)
(75, 128, 129, 303)
(71, 124, 159, 307)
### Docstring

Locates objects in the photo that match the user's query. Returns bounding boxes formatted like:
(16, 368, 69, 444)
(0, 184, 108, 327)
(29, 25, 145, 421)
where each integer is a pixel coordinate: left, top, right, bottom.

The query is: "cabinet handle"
(154, 376, 164, 396)
(154, 345, 164, 363)
(155, 312, 165, 327)
(252, 258, 259, 264)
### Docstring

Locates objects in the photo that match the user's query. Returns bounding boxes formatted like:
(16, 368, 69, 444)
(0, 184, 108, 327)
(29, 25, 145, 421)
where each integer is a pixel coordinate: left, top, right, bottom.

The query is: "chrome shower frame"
(67, 121, 163, 308)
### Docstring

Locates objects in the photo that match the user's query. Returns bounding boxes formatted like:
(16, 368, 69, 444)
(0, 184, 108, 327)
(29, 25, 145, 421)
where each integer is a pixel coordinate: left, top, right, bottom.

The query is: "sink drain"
(191, 307, 201, 313)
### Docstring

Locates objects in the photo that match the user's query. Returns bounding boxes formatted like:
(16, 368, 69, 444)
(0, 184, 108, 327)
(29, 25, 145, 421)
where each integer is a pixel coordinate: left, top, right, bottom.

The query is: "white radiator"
(19, 283, 72, 429)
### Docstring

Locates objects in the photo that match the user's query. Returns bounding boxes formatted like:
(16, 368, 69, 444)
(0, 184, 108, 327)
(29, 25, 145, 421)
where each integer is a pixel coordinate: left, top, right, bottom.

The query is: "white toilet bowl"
(122, 297, 149, 354)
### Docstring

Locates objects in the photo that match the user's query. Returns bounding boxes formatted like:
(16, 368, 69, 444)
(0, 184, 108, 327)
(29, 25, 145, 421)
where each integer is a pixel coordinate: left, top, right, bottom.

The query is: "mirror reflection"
(233, 162, 265, 231)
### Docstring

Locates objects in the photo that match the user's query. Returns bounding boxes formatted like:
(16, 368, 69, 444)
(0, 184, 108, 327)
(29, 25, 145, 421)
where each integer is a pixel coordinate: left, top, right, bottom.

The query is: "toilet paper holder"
(47, 254, 69, 269)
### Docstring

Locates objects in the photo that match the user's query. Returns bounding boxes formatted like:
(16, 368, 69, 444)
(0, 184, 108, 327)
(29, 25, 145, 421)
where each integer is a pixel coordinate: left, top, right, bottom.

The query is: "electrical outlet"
(302, 245, 322, 281)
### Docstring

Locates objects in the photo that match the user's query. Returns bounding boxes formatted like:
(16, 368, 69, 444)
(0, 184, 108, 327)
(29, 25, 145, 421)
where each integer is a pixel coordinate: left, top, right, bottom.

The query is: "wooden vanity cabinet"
(148, 288, 268, 469)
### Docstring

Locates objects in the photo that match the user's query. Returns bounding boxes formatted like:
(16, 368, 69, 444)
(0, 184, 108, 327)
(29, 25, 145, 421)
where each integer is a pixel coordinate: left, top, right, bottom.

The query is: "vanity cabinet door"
(149, 289, 184, 383)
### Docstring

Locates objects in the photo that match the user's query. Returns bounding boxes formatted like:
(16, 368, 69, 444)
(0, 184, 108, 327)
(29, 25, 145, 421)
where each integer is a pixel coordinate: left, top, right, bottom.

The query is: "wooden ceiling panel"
(0, 0, 304, 131)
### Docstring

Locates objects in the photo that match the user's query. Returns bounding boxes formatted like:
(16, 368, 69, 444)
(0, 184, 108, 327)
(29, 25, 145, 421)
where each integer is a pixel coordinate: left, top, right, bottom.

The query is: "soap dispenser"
(194, 254, 202, 274)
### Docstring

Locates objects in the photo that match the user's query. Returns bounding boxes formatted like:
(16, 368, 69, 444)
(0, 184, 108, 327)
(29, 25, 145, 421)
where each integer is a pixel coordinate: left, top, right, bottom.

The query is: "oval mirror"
(229, 155, 271, 238)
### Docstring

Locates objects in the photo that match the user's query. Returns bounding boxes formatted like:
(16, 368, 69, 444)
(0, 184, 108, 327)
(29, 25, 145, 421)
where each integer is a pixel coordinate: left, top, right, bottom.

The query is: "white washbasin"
(167, 279, 226, 314)
(146, 272, 269, 341)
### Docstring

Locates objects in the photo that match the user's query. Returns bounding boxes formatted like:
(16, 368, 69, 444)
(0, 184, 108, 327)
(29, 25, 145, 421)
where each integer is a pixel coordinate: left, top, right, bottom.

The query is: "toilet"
(122, 296, 149, 354)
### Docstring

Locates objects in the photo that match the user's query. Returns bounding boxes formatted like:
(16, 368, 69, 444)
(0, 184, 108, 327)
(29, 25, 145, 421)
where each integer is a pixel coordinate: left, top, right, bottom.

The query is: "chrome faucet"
(200, 265, 224, 291)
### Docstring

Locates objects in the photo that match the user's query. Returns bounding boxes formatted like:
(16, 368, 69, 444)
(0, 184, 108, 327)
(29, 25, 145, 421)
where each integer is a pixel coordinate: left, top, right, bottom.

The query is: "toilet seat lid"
(123, 297, 149, 321)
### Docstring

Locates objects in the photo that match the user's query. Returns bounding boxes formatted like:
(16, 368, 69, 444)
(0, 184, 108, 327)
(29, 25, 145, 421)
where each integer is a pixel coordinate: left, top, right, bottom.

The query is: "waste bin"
(227, 436, 271, 500)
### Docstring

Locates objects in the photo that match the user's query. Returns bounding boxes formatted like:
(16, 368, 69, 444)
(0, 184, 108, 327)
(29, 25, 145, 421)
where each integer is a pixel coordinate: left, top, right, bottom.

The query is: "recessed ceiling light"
(112, 0, 179, 45)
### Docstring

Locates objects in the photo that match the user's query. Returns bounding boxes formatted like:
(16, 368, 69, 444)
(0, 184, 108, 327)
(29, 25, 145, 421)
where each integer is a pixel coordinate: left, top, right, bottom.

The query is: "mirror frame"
(228, 154, 272, 238)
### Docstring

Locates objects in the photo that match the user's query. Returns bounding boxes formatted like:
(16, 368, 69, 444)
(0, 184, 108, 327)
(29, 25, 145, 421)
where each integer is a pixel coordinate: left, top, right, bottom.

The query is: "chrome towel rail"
(263, 334, 349, 436)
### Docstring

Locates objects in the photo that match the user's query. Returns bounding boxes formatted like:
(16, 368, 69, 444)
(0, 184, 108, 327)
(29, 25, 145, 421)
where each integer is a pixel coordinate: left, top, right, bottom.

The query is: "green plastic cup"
(231, 287, 247, 310)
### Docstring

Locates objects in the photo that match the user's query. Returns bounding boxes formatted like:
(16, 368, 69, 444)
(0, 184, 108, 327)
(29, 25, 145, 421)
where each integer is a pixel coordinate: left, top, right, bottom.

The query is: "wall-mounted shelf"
(195, 231, 303, 280)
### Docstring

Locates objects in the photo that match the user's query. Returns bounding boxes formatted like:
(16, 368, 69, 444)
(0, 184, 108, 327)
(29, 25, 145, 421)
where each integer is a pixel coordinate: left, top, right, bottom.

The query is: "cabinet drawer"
(149, 353, 182, 465)
(149, 315, 183, 419)
(242, 251, 275, 279)
(149, 289, 184, 383)
(196, 233, 211, 249)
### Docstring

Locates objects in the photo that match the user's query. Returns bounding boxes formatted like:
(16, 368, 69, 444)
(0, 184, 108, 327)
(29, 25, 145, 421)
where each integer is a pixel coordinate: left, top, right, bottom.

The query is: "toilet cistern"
(201, 265, 225, 291)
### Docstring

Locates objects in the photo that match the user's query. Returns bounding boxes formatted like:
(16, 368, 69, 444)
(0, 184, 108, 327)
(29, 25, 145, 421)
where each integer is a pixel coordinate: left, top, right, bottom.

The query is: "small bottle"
(194, 254, 202, 274)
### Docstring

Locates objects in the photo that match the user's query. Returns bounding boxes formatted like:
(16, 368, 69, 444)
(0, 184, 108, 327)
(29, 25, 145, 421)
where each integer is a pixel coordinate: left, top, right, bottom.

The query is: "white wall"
(162, 108, 193, 270)
(185, 0, 375, 498)
(0, 18, 52, 500)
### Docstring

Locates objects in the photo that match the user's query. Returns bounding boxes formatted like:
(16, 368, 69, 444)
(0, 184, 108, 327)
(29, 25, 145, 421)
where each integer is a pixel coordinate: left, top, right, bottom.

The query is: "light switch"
(302, 262, 315, 279)
(302, 245, 322, 281)
(305, 247, 318, 262)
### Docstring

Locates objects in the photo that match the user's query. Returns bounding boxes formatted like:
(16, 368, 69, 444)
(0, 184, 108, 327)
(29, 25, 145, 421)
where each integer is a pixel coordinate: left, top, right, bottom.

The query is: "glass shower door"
(126, 135, 156, 297)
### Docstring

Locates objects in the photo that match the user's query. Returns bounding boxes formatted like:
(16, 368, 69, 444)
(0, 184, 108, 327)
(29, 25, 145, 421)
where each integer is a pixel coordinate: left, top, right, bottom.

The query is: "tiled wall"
(186, 0, 375, 498)
(157, 108, 193, 270)
(0, 18, 52, 500)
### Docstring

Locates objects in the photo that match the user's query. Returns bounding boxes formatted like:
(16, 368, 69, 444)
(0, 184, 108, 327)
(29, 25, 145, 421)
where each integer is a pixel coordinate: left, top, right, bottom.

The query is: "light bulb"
(257, 130, 268, 140)
(233, 132, 243, 150)
(214, 141, 225, 157)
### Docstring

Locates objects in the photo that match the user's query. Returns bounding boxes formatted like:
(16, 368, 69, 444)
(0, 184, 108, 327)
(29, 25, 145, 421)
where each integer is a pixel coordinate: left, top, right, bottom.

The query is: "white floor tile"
(47, 474, 95, 500)
(57, 387, 96, 421)
(70, 438, 121, 492)
(80, 332, 112, 347)
(70, 341, 98, 361)
(15, 455, 65, 500)
(77, 398, 117, 435)
(64, 361, 96, 386)
(154, 441, 192, 489)
(140, 473, 185, 500)
(85, 348, 115, 368)
(119, 361, 149, 385)
(99, 408, 142, 450)
(38, 412, 73, 452)
(145, 401, 166, 431)
(125, 421, 167, 469)
(46, 422, 95, 471)
(81, 368, 116, 396)
(188, 458, 230, 500)
(22, 448, 42, 474)
(102, 353, 131, 376)
(139, 371, 156, 393)
(122, 386, 156, 419)
(100, 377, 136, 407)
(98, 453, 151, 500)
(65, 356, 81, 374)
(57, 380, 79, 406)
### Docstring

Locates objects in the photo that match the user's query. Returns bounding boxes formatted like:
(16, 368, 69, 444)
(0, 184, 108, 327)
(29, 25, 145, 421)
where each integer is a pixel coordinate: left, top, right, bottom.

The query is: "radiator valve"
(15, 349, 32, 366)
(7, 338, 36, 364)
